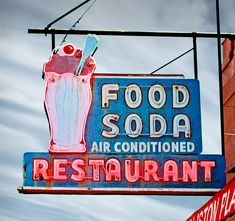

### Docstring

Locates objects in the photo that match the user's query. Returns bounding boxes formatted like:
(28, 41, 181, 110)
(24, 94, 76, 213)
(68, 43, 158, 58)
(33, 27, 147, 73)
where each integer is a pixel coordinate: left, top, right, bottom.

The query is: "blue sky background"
(0, 0, 235, 220)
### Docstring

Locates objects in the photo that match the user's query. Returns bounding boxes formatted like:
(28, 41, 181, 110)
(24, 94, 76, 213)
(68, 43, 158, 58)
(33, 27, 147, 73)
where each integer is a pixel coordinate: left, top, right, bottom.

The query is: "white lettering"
(125, 84, 142, 108)
(114, 142, 121, 153)
(125, 114, 143, 138)
(173, 114, 191, 138)
(149, 114, 167, 138)
(148, 84, 166, 109)
(172, 84, 190, 108)
(102, 114, 120, 138)
(101, 84, 119, 108)
(91, 142, 99, 152)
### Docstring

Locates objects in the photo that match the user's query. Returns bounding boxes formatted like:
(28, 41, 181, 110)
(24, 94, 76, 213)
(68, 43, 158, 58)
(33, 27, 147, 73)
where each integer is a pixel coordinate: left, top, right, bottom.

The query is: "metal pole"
(216, 0, 225, 156)
(193, 34, 198, 80)
(51, 30, 55, 51)
(28, 29, 235, 39)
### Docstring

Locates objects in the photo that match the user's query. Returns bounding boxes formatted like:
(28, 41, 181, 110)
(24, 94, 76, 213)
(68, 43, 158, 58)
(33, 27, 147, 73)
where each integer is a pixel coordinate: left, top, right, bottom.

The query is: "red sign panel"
(186, 178, 235, 221)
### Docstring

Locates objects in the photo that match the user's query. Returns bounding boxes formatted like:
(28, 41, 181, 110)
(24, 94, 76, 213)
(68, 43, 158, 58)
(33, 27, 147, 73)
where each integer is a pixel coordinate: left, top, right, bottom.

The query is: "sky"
(0, 0, 235, 220)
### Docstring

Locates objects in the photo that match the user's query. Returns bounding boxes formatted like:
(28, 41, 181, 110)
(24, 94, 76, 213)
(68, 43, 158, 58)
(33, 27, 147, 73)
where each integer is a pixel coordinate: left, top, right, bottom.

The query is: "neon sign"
(18, 37, 225, 194)
(86, 75, 202, 154)
(22, 153, 224, 194)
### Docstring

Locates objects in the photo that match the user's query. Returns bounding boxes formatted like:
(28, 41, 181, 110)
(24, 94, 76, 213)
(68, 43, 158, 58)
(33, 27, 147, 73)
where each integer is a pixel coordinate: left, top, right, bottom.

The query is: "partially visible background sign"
(186, 178, 235, 221)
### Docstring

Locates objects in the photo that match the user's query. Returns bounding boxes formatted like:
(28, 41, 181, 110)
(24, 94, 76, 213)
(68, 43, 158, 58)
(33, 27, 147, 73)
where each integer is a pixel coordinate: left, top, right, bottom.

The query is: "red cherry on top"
(63, 44, 74, 54)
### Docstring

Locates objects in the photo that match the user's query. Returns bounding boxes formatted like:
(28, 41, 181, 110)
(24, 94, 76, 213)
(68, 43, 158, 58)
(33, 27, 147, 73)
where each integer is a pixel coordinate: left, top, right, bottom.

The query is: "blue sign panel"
(21, 152, 225, 194)
(85, 75, 202, 154)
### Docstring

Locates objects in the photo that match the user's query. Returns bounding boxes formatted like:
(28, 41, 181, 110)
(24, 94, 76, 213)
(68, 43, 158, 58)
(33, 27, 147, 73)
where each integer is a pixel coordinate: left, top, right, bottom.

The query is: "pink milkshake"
(43, 44, 96, 153)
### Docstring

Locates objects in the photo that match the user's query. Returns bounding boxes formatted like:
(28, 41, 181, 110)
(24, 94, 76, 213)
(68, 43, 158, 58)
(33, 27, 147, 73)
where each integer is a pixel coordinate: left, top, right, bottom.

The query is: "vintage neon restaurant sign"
(187, 178, 235, 221)
(18, 36, 225, 194)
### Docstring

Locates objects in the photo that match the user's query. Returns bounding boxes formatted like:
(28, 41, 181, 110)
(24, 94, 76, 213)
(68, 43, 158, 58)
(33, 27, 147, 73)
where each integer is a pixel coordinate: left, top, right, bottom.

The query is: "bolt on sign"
(18, 35, 225, 194)
(186, 178, 235, 221)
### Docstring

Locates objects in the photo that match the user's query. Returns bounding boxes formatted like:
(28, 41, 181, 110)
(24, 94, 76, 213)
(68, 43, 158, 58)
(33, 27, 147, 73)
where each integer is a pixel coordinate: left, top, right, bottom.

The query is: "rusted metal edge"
(226, 161, 235, 173)
(18, 186, 221, 196)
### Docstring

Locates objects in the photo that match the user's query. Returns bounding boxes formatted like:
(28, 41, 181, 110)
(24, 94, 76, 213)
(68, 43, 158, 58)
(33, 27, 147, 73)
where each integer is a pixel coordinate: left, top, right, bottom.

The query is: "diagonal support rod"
(150, 48, 193, 74)
(45, 0, 91, 30)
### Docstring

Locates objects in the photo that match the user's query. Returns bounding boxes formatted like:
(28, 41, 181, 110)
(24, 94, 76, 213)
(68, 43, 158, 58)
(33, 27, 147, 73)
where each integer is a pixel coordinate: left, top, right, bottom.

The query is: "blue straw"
(76, 34, 99, 76)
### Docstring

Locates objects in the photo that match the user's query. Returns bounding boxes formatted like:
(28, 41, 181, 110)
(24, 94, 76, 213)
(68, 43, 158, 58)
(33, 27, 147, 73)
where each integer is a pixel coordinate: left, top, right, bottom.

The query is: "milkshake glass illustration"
(43, 36, 98, 153)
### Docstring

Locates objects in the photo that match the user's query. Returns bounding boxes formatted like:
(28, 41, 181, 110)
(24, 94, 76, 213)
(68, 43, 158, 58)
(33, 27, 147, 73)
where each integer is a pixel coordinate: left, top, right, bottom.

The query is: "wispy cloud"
(0, 0, 232, 220)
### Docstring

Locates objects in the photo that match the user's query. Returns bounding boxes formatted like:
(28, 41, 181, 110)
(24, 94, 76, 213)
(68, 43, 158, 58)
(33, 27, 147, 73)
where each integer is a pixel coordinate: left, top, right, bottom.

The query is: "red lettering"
(124, 159, 140, 183)
(182, 160, 198, 182)
(33, 158, 49, 180)
(105, 158, 121, 182)
(164, 160, 178, 182)
(144, 160, 159, 182)
(53, 159, 68, 180)
(71, 159, 86, 182)
(200, 161, 215, 182)
(89, 159, 105, 182)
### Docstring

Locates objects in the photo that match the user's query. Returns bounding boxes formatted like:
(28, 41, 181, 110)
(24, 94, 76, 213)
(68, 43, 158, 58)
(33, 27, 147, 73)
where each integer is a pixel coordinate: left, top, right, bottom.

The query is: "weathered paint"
(20, 152, 225, 194)
(86, 75, 202, 154)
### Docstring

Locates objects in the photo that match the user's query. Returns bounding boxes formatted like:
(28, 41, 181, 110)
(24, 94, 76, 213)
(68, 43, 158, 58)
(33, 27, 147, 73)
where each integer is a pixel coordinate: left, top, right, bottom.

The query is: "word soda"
(101, 83, 191, 139)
